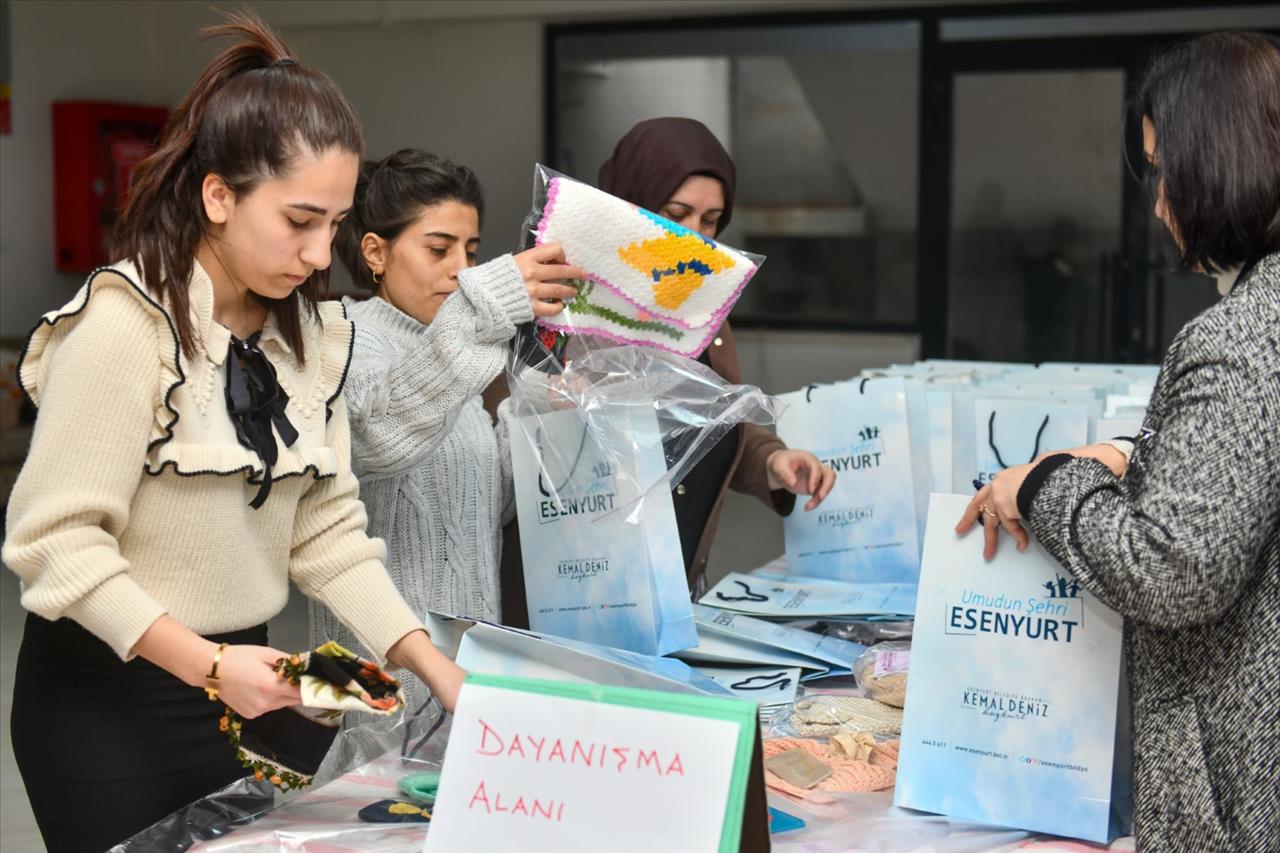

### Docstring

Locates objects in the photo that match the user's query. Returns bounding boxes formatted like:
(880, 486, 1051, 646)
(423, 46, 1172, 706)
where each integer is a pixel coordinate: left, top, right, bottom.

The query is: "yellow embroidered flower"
(616, 233, 735, 310)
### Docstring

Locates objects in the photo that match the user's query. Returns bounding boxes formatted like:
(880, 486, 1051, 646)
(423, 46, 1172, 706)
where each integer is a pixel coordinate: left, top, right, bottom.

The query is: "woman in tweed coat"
(959, 32, 1279, 851)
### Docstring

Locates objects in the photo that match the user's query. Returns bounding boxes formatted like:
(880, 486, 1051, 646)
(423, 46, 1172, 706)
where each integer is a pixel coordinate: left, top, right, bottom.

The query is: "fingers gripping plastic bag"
(520, 164, 765, 359)
(503, 168, 780, 658)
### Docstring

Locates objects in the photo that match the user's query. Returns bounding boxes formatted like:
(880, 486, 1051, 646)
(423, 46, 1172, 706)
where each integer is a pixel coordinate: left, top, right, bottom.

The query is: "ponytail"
(111, 10, 363, 362)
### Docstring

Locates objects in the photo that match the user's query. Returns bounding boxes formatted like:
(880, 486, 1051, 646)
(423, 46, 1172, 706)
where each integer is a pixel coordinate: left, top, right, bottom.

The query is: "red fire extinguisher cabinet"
(52, 101, 169, 273)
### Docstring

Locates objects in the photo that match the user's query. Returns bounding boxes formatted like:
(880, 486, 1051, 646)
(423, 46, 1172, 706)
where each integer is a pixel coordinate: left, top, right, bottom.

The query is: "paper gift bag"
(509, 406, 696, 656)
(777, 377, 931, 583)
(968, 396, 1092, 487)
(895, 494, 1129, 843)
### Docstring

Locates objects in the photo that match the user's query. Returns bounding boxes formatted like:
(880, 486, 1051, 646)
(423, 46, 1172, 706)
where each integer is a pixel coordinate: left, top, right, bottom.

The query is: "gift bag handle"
(535, 422, 592, 498)
(715, 579, 770, 603)
(804, 377, 871, 403)
(987, 411, 1050, 469)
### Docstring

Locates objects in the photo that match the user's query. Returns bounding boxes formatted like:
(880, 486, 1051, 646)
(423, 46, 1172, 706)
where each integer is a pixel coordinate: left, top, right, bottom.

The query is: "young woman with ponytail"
(3, 14, 463, 849)
(309, 150, 582, 713)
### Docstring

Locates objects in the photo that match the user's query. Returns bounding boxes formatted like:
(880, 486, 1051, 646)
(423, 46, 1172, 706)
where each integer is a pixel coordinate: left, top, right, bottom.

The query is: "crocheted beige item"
(830, 731, 877, 761)
(762, 737, 897, 799)
(862, 671, 907, 708)
(869, 740, 900, 769)
(791, 695, 903, 737)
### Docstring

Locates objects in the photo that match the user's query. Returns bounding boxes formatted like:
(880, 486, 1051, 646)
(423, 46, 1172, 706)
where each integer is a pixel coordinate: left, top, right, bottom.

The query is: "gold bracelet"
(204, 642, 228, 702)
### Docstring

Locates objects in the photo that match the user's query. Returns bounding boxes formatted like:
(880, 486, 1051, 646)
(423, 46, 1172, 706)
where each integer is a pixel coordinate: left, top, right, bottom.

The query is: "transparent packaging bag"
(501, 167, 782, 655)
(112, 699, 451, 852)
(851, 640, 911, 708)
(519, 163, 765, 359)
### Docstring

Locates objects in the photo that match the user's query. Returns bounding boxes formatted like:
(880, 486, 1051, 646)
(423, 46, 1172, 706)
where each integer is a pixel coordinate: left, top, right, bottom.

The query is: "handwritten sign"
(423, 674, 757, 853)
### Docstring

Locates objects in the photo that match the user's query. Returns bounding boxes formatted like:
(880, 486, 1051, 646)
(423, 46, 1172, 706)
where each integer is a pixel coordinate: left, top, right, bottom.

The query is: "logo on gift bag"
(535, 431, 620, 525)
(557, 558, 612, 581)
(945, 575, 1085, 644)
(819, 426, 886, 475)
(960, 686, 1053, 724)
(816, 506, 875, 529)
(1042, 573, 1081, 599)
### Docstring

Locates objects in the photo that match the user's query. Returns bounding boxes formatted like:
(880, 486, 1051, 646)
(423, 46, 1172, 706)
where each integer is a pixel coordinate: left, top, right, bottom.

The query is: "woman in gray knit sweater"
(960, 33, 1279, 851)
(311, 150, 583, 710)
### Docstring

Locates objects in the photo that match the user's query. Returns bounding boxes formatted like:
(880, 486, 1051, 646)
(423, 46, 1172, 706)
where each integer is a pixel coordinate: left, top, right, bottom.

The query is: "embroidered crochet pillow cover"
(528, 165, 763, 358)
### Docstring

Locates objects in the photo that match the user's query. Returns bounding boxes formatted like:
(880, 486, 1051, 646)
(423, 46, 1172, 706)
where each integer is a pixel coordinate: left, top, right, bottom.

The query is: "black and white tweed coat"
(1026, 252, 1280, 851)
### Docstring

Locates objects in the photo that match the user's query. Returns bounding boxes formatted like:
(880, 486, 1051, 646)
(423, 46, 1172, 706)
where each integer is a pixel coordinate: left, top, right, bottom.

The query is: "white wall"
(556, 57, 732, 187)
(1, 0, 931, 336)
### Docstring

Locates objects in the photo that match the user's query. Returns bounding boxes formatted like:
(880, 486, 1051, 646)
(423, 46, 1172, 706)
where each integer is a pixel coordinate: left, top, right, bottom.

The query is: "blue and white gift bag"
(776, 378, 931, 583)
(967, 396, 1092, 487)
(895, 494, 1128, 843)
(509, 406, 697, 656)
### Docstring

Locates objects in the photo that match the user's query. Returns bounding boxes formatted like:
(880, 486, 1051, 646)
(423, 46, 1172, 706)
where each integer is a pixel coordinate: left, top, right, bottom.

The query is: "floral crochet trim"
(220, 706, 313, 792)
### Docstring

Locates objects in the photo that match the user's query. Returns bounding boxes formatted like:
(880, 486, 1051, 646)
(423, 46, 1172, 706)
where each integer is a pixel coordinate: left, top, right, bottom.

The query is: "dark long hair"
(1138, 31, 1280, 273)
(110, 10, 364, 362)
(335, 149, 485, 289)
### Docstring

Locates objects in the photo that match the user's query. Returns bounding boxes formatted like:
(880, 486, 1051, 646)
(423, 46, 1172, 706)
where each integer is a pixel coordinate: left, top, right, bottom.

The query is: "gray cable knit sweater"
(1024, 252, 1280, 851)
(310, 255, 532, 711)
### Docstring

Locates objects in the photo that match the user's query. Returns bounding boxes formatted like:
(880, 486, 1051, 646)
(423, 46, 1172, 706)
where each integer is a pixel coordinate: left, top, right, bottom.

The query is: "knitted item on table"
(761, 737, 897, 799)
(869, 740, 900, 770)
(790, 695, 903, 737)
(534, 176, 759, 358)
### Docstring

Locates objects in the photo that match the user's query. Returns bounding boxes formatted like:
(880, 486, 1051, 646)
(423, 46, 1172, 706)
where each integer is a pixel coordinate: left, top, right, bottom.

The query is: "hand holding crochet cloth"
(221, 641, 407, 791)
(524, 165, 764, 358)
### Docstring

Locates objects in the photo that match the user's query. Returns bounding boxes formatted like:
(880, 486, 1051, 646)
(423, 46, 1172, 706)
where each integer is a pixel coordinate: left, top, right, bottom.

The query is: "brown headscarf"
(597, 117, 736, 236)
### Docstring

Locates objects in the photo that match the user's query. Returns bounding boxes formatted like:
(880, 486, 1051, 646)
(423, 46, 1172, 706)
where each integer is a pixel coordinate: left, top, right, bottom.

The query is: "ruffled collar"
(189, 259, 295, 365)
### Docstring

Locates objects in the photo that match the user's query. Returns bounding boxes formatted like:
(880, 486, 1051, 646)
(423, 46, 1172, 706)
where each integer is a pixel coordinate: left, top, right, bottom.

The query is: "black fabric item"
(10, 615, 268, 853)
(357, 799, 431, 824)
(237, 707, 339, 780)
(1017, 452, 1074, 521)
(671, 348, 741, 572)
(225, 332, 299, 508)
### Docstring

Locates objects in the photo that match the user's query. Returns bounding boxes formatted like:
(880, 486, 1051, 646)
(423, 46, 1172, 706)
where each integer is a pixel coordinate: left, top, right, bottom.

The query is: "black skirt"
(10, 614, 268, 852)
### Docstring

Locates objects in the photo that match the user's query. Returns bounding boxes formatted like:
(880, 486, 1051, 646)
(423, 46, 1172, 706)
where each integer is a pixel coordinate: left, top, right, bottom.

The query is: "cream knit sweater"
(2, 260, 423, 662)
(310, 255, 531, 710)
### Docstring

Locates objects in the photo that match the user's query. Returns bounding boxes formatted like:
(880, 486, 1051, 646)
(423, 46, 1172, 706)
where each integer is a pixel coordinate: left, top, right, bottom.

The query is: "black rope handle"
(988, 411, 1050, 469)
(536, 420, 592, 498)
(715, 580, 769, 603)
(730, 672, 793, 692)
(401, 696, 448, 763)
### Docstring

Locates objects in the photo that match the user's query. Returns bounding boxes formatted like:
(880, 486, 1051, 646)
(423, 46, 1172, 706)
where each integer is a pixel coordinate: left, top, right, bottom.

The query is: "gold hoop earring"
(372, 270, 384, 287)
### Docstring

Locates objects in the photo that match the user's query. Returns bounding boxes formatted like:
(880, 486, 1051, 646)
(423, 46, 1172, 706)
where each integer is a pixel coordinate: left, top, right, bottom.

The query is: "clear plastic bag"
(504, 330, 783, 520)
(518, 163, 765, 359)
(112, 699, 451, 852)
(852, 640, 911, 709)
(789, 693, 904, 738)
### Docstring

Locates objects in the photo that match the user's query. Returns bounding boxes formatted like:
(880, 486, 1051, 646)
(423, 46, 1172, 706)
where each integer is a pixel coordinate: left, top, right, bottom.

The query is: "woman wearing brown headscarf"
(493, 119, 835, 623)
(597, 117, 835, 593)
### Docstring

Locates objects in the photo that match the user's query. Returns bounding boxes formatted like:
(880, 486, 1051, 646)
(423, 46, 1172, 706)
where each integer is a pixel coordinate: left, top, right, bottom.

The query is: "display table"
(134, 734, 1134, 852)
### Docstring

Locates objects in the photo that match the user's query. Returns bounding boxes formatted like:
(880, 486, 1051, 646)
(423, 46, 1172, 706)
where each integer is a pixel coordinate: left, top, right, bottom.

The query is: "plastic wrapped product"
(852, 640, 911, 708)
(520, 163, 764, 359)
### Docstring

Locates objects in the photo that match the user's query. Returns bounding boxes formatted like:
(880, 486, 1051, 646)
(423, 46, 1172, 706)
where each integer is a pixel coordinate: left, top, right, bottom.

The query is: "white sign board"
(424, 675, 756, 853)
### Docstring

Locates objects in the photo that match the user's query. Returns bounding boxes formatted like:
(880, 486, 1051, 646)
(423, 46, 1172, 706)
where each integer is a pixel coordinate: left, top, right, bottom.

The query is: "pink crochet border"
(534, 177, 760, 339)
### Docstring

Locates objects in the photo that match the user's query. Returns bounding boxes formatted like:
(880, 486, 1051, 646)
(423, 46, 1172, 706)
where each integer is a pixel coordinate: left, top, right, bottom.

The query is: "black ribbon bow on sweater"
(225, 332, 299, 509)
